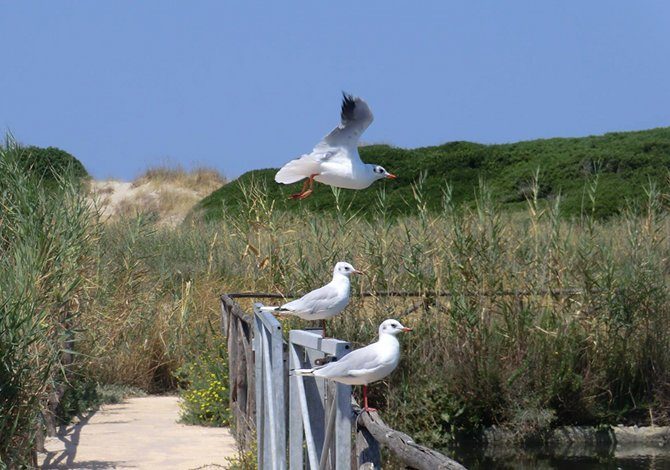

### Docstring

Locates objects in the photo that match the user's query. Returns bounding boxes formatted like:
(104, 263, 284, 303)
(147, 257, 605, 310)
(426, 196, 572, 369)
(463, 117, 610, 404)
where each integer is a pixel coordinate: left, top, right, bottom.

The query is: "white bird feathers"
(259, 262, 362, 321)
(275, 93, 396, 199)
(293, 319, 412, 386)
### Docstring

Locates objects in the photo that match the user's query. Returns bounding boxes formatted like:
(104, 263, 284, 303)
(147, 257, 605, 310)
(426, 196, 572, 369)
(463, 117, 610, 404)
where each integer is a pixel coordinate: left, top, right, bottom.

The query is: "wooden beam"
(355, 405, 467, 470)
(355, 414, 381, 469)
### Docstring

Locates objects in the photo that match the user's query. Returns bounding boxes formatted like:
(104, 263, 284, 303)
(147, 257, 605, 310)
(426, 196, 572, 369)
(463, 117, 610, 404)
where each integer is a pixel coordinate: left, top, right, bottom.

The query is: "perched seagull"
(259, 262, 363, 335)
(294, 319, 412, 411)
(275, 93, 396, 200)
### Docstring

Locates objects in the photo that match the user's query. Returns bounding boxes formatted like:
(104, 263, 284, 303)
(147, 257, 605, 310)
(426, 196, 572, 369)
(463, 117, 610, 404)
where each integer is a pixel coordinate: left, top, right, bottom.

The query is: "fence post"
(253, 303, 287, 470)
(288, 329, 352, 470)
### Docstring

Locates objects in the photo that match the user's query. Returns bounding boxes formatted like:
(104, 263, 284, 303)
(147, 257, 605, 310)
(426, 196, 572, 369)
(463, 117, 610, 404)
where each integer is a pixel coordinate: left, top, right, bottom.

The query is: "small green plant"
(55, 381, 100, 425)
(96, 384, 147, 405)
(225, 437, 257, 470)
(176, 345, 231, 426)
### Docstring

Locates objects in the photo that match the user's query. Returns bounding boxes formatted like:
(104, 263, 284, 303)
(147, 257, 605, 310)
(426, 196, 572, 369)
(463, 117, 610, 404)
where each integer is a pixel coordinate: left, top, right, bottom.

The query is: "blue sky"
(1, 1, 669, 180)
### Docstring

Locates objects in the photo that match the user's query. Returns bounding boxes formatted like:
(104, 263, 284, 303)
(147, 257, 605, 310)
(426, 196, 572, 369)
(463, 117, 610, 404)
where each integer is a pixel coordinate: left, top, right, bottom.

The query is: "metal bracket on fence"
(288, 329, 352, 470)
(253, 303, 286, 470)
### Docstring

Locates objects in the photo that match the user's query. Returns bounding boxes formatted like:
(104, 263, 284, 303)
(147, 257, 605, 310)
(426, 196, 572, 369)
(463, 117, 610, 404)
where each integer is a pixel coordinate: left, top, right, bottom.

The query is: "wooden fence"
(220, 293, 466, 469)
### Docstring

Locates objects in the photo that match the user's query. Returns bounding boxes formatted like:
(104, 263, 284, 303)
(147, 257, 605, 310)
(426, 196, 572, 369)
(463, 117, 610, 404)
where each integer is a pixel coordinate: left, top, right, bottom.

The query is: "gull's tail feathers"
(259, 306, 280, 313)
(292, 368, 317, 376)
(275, 154, 321, 184)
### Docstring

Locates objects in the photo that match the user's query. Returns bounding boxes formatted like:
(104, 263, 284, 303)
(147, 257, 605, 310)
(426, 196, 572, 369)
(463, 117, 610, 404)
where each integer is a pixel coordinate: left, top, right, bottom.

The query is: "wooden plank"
(241, 318, 255, 439)
(288, 343, 305, 470)
(270, 312, 287, 469)
(264, 317, 287, 469)
(355, 421, 382, 469)
(305, 347, 327, 469)
(356, 406, 467, 470)
(290, 343, 319, 469)
(332, 343, 352, 470)
(318, 392, 338, 470)
(254, 314, 265, 468)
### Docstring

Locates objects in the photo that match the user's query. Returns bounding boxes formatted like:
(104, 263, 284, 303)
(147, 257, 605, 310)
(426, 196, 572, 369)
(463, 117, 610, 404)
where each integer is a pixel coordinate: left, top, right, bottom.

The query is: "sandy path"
(39, 396, 237, 469)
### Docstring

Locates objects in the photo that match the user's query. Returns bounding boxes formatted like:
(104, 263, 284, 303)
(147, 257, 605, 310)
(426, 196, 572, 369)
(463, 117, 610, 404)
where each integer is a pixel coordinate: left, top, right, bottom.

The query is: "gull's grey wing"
(318, 93, 374, 149)
(314, 344, 381, 379)
(280, 284, 338, 314)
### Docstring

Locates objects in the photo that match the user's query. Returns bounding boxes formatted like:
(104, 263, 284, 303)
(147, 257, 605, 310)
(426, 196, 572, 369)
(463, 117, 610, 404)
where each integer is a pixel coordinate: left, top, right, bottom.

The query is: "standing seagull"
(275, 93, 396, 199)
(294, 319, 412, 411)
(260, 262, 363, 336)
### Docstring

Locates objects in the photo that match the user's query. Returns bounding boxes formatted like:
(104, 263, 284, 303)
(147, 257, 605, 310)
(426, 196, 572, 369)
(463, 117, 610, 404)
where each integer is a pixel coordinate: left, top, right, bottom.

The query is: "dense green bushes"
(0, 139, 95, 467)
(195, 126, 670, 220)
(17, 145, 88, 183)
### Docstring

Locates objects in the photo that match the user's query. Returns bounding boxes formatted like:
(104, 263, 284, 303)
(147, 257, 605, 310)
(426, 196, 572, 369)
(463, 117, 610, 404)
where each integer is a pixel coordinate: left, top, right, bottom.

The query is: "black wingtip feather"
(341, 92, 356, 122)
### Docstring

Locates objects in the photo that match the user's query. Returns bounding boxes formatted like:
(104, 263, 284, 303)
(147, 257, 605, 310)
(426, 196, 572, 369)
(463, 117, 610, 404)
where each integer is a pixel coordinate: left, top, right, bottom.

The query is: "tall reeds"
(73, 165, 669, 449)
(0, 138, 96, 467)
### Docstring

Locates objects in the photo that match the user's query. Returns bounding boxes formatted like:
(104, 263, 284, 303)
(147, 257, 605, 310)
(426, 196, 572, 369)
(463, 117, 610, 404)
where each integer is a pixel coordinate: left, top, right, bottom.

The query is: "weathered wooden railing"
(221, 293, 466, 469)
(221, 294, 256, 449)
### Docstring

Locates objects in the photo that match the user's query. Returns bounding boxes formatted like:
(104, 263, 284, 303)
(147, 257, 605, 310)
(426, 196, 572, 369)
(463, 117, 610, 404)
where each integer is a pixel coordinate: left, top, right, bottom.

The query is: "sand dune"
(89, 168, 225, 226)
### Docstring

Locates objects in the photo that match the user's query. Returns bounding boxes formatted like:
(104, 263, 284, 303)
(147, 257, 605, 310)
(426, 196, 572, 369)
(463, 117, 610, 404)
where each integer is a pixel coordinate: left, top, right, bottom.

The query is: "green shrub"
(19, 145, 88, 183)
(55, 381, 99, 425)
(176, 344, 231, 426)
(0, 136, 96, 467)
(225, 437, 257, 470)
(194, 126, 670, 220)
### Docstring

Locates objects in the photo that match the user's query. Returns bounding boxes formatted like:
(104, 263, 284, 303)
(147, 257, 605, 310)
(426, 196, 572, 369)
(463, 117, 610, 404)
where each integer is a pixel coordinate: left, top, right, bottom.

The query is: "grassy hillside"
(194, 127, 670, 220)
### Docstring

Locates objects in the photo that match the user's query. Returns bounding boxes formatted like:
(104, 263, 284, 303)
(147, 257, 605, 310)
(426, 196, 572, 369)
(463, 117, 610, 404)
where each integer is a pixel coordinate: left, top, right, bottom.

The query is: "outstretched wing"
(319, 93, 374, 149)
(276, 93, 373, 184)
(274, 149, 336, 184)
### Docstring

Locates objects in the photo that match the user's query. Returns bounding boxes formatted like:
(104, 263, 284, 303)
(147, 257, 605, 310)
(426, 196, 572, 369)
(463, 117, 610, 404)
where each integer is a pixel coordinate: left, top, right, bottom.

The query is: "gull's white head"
(379, 319, 412, 336)
(369, 164, 397, 182)
(333, 261, 363, 277)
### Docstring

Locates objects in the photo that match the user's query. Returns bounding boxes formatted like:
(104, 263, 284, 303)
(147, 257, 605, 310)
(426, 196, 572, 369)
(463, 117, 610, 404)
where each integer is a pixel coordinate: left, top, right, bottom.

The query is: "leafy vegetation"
(4, 125, 670, 464)
(74, 167, 670, 453)
(187, 173, 670, 450)
(194, 126, 670, 220)
(176, 344, 231, 426)
(0, 138, 95, 467)
(18, 145, 88, 183)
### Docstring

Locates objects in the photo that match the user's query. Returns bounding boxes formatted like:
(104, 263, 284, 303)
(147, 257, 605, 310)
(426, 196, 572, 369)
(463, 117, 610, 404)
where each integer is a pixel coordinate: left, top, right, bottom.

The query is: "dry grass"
(135, 165, 226, 192)
(89, 165, 226, 226)
(75, 173, 670, 450)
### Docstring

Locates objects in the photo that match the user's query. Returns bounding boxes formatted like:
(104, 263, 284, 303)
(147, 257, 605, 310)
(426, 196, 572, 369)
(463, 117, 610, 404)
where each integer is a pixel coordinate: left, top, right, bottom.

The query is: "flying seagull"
(275, 93, 396, 200)
(294, 318, 412, 411)
(260, 261, 363, 336)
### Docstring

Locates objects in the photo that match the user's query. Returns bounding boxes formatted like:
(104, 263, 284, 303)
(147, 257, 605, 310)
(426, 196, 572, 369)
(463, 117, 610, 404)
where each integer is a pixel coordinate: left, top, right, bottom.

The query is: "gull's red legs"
(290, 174, 318, 200)
(362, 384, 377, 412)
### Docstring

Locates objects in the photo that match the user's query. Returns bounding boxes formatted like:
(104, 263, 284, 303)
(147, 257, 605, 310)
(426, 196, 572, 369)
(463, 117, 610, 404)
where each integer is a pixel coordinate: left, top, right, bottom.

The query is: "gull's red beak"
(386, 173, 397, 179)
(353, 269, 365, 275)
(402, 327, 413, 332)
